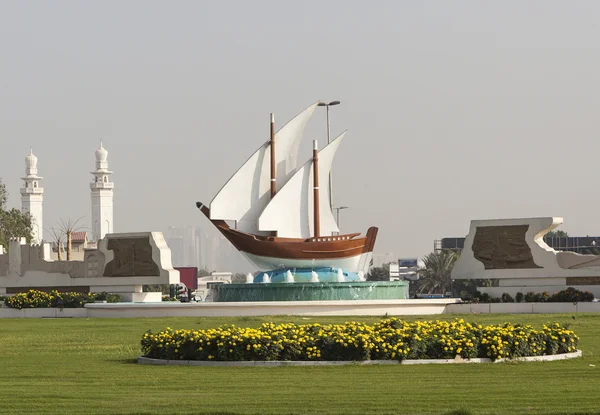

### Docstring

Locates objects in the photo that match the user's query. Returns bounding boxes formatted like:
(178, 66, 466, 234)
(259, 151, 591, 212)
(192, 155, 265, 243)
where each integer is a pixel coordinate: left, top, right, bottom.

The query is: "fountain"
(198, 102, 408, 303)
(207, 267, 409, 302)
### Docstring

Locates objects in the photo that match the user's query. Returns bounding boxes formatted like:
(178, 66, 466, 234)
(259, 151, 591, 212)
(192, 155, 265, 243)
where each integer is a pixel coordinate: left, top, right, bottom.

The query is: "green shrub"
(5, 290, 121, 309)
(547, 287, 594, 303)
(94, 292, 121, 303)
(141, 319, 579, 363)
(477, 289, 595, 304)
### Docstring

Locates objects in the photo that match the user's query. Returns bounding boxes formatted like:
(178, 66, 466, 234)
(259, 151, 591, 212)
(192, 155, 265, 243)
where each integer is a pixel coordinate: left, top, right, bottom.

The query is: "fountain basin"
(207, 281, 409, 302)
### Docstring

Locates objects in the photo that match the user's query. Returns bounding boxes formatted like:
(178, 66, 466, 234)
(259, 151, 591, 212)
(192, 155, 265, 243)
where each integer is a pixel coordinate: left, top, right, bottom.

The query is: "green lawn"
(1, 314, 599, 415)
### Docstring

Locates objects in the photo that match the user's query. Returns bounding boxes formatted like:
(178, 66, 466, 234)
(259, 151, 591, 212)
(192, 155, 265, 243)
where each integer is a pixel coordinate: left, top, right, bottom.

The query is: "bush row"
(473, 287, 595, 304)
(141, 318, 579, 362)
(4, 290, 121, 309)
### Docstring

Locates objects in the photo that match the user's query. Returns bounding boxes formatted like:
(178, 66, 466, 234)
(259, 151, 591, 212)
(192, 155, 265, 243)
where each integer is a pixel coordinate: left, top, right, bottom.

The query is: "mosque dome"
(25, 149, 38, 169)
(95, 142, 108, 162)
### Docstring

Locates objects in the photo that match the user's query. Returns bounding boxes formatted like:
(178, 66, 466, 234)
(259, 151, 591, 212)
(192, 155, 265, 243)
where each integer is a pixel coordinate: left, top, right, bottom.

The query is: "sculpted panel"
(103, 237, 159, 277)
(472, 225, 541, 270)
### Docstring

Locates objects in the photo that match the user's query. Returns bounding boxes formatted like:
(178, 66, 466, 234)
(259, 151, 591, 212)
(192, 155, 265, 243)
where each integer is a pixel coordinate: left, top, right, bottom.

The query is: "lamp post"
(333, 206, 349, 235)
(318, 101, 341, 210)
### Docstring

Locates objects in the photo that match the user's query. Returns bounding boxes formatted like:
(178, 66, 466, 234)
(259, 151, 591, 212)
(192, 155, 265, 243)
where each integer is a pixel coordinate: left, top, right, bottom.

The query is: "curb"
(137, 350, 582, 367)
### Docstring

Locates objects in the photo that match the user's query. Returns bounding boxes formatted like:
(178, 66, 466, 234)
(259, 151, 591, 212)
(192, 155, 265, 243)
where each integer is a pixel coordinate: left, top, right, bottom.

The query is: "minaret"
(20, 149, 44, 243)
(90, 142, 114, 242)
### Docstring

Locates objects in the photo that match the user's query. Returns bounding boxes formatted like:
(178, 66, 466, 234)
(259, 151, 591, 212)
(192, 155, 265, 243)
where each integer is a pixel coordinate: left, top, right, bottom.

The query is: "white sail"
(209, 102, 319, 235)
(258, 132, 346, 238)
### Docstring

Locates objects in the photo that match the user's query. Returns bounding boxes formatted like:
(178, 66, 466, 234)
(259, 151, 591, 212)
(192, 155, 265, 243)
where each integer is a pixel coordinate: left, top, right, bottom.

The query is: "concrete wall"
(452, 217, 600, 297)
(0, 233, 179, 299)
(445, 302, 600, 314)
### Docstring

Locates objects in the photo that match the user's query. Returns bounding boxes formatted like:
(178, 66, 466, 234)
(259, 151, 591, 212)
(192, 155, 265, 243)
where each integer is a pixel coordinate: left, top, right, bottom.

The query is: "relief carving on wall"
(472, 225, 541, 270)
(103, 237, 159, 277)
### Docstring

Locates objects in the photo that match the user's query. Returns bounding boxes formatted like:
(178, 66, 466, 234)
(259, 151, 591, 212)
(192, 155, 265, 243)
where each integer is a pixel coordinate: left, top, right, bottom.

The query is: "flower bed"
(141, 318, 579, 362)
(4, 290, 121, 309)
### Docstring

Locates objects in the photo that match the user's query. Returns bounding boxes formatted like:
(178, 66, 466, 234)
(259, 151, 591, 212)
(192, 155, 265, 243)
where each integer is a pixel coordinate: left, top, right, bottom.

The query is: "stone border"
(0, 308, 88, 318)
(137, 350, 581, 367)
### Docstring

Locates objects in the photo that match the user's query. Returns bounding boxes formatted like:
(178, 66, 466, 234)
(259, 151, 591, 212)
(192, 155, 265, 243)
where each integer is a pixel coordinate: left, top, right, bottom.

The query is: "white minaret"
(20, 149, 44, 243)
(90, 142, 114, 242)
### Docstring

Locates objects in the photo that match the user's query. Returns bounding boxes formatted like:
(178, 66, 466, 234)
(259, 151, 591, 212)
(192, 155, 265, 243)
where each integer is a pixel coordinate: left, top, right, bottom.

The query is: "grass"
(1, 314, 599, 414)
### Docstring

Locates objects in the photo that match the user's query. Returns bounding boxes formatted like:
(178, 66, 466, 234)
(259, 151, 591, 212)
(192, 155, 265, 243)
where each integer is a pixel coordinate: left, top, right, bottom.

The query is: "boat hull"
(240, 251, 374, 272)
(196, 202, 378, 273)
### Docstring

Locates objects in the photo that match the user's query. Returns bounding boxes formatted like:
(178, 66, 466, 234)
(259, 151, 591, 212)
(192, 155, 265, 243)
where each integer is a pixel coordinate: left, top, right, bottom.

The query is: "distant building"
(70, 232, 89, 253)
(434, 236, 600, 254)
(50, 231, 89, 261)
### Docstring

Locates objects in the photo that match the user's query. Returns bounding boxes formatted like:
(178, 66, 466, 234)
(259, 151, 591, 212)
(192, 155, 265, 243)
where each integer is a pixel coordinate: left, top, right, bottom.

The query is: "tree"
(198, 267, 212, 278)
(417, 250, 460, 294)
(232, 273, 248, 283)
(0, 179, 6, 209)
(546, 230, 568, 238)
(0, 178, 33, 248)
(366, 262, 391, 281)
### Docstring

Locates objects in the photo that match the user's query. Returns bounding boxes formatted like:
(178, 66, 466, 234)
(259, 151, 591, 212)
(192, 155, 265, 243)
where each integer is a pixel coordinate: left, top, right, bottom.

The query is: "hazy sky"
(2, 1, 600, 265)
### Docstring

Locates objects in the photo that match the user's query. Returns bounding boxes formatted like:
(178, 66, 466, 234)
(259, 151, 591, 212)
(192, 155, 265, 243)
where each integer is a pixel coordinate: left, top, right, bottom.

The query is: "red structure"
(175, 267, 198, 289)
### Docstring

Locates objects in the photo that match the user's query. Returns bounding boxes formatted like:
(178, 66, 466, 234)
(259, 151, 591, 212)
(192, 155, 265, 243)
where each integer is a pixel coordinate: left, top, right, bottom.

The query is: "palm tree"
(44, 226, 66, 260)
(58, 217, 86, 261)
(418, 250, 460, 294)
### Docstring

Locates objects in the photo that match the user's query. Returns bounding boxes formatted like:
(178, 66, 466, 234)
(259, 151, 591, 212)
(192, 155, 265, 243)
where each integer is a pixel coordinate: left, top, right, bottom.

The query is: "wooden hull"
(196, 202, 378, 272)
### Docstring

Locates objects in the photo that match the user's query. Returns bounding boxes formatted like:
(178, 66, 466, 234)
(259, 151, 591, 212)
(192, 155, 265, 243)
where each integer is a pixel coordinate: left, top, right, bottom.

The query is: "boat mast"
(270, 113, 276, 198)
(313, 140, 320, 238)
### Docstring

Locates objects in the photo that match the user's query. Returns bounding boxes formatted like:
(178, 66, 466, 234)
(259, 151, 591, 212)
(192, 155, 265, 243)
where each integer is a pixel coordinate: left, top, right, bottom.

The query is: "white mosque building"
(16, 144, 114, 247)
(20, 149, 44, 244)
(90, 142, 114, 242)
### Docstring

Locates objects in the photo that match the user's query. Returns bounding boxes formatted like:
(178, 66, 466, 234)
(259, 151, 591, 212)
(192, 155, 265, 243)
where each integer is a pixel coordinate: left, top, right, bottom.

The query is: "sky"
(1, 1, 600, 267)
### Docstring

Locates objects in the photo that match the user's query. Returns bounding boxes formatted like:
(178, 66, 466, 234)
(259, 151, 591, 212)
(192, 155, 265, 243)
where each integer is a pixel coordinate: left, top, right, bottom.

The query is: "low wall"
(445, 302, 600, 314)
(84, 299, 455, 318)
(0, 308, 88, 318)
(2, 299, 600, 318)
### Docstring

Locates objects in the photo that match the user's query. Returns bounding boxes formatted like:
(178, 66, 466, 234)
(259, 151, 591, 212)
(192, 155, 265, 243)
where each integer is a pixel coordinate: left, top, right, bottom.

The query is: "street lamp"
(318, 100, 341, 209)
(333, 206, 349, 235)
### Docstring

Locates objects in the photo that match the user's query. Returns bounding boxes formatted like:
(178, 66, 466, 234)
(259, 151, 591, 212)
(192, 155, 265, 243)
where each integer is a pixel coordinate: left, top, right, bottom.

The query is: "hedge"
(141, 318, 579, 362)
(474, 287, 595, 304)
(4, 290, 121, 309)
